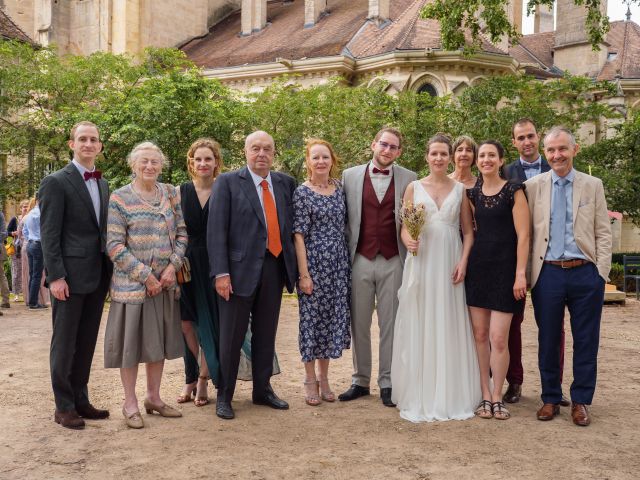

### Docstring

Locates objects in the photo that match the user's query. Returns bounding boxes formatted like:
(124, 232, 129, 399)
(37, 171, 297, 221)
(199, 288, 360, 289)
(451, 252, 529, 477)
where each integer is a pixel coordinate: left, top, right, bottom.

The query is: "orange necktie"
(261, 180, 282, 257)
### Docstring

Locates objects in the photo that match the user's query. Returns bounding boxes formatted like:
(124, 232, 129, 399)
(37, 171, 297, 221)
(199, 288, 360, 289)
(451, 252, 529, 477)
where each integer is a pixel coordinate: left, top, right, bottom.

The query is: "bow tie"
(84, 170, 102, 181)
(521, 162, 540, 171)
(372, 167, 390, 175)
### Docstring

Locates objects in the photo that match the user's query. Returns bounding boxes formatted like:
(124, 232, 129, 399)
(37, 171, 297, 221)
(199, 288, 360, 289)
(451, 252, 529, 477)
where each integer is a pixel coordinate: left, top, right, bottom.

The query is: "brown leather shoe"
(559, 395, 571, 407)
(76, 403, 110, 419)
(503, 384, 522, 403)
(536, 403, 560, 421)
(54, 410, 85, 430)
(571, 402, 591, 426)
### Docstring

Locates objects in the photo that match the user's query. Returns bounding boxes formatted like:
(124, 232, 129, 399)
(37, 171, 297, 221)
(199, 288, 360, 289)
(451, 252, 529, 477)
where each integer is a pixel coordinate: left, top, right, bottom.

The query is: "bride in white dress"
(391, 134, 481, 422)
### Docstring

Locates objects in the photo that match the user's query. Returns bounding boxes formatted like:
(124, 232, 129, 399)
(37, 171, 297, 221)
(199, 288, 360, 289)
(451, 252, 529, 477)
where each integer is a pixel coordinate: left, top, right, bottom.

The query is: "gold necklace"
(310, 178, 331, 189)
(134, 182, 159, 203)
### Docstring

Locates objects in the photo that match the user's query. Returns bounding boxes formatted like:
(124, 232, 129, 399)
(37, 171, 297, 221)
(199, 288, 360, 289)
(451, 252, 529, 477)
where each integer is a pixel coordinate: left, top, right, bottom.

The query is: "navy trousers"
(531, 262, 605, 405)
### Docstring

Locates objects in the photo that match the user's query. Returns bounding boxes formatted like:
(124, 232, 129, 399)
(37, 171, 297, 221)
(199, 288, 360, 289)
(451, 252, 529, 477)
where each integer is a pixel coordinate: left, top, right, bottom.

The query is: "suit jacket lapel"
(572, 171, 582, 227)
(63, 163, 99, 229)
(353, 164, 367, 222)
(239, 167, 267, 229)
(541, 172, 552, 236)
(541, 156, 551, 173)
(271, 173, 287, 237)
(392, 164, 403, 219)
(515, 163, 527, 183)
(98, 178, 109, 228)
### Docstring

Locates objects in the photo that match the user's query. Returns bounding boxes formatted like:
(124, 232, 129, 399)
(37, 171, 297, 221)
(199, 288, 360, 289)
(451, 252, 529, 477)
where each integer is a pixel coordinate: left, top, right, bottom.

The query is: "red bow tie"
(84, 170, 102, 181)
(372, 167, 390, 175)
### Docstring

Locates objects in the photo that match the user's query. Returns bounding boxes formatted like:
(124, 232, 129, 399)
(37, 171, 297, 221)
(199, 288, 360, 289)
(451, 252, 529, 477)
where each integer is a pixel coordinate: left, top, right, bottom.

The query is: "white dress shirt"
(72, 159, 101, 225)
(368, 162, 394, 202)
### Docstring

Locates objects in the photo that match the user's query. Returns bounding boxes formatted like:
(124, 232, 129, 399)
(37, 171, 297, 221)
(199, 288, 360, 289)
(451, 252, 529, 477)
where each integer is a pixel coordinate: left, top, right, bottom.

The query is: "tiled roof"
(597, 20, 640, 80)
(510, 31, 554, 69)
(182, 0, 507, 69)
(510, 20, 640, 81)
(0, 8, 34, 44)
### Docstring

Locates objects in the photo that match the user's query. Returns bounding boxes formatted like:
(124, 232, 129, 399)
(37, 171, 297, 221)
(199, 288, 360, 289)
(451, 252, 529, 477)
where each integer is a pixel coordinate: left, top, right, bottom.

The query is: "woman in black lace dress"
(465, 140, 530, 420)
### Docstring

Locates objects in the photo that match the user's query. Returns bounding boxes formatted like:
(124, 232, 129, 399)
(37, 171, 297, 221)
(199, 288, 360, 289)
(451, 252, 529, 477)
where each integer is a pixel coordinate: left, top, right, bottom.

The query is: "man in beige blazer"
(339, 127, 416, 406)
(525, 126, 611, 427)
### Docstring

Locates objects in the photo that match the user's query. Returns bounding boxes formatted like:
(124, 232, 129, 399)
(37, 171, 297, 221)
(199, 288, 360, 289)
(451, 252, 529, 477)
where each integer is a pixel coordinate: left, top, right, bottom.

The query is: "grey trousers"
(350, 253, 403, 389)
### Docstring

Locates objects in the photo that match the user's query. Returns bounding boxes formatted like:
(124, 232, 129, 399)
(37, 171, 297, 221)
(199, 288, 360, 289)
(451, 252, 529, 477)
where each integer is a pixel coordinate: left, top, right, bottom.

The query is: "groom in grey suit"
(339, 127, 416, 406)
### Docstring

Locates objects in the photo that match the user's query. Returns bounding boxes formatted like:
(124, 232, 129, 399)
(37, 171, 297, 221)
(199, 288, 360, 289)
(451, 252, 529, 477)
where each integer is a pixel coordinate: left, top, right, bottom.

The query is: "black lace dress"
(465, 180, 525, 313)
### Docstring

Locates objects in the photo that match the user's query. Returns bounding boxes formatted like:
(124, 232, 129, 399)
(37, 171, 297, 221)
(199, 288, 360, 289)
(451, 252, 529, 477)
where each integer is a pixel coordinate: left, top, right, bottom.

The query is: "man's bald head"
(245, 131, 275, 178)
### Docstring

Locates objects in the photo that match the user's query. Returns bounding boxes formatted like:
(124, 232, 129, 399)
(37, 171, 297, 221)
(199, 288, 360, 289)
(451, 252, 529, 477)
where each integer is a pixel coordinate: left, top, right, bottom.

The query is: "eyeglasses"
(378, 141, 400, 152)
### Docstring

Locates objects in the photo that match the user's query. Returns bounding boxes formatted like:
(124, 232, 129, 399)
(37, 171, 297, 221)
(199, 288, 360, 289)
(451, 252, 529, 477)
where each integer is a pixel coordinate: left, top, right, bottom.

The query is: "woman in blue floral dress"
(294, 139, 351, 407)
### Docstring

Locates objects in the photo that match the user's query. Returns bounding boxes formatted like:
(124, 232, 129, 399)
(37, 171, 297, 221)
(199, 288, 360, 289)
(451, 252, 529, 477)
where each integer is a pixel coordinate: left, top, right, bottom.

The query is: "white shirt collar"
(72, 159, 97, 175)
(248, 167, 273, 189)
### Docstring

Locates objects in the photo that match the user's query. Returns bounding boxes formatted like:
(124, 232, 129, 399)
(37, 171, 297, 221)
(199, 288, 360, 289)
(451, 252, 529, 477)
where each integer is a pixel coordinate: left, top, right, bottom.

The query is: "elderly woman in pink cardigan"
(104, 141, 187, 429)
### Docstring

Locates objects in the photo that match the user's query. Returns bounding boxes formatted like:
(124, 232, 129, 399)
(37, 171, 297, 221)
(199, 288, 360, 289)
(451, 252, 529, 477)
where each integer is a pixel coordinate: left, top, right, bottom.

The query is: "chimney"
(533, 4, 554, 33)
(241, 0, 267, 36)
(304, 0, 327, 28)
(368, 0, 389, 25)
(554, 0, 608, 76)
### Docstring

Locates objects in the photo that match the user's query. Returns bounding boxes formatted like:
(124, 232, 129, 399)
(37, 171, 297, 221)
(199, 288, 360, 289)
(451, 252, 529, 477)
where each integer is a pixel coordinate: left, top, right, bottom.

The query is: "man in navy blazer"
(208, 131, 297, 420)
(503, 118, 567, 406)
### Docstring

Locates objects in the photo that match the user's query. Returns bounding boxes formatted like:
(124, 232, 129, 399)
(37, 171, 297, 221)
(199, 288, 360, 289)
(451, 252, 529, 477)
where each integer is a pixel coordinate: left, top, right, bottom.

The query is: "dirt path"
(0, 297, 638, 480)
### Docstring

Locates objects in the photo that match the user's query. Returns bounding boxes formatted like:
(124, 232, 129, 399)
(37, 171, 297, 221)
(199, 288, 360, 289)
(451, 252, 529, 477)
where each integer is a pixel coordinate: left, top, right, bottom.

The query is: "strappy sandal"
(176, 382, 196, 403)
(475, 400, 493, 419)
(317, 377, 335, 402)
(492, 401, 511, 420)
(194, 375, 210, 407)
(304, 379, 321, 406)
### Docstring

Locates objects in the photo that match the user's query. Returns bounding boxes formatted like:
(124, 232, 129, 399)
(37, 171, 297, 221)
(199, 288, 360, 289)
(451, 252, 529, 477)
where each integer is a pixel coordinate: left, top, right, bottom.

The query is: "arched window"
(417, 83, 438, 97)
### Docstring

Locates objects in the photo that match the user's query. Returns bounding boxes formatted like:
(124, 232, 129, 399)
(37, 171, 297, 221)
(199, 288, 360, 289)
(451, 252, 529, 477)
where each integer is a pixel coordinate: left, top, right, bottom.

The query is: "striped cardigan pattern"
(107, 183, 187, 304)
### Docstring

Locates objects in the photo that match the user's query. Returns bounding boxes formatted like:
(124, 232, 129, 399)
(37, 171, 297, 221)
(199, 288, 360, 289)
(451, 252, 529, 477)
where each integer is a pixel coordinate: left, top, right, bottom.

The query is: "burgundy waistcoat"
(356, 167, 399, 260)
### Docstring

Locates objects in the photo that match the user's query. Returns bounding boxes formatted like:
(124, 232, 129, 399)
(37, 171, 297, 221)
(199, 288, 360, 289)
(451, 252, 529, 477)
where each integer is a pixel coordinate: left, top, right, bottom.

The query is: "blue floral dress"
(294, 183, 351, 362)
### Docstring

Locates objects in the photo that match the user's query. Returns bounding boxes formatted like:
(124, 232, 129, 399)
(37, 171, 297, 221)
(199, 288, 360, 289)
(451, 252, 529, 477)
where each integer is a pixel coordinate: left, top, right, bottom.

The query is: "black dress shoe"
(253, 389, 289, 410)
(338, 384, 370, 401)
(503, 383, 522, 404)
(54, 410, 85, 430)
(76, 403, 110, 419)
(380, 388, 395, 407)
(559, 395, 571, 407)
(216, 401, 234, 420)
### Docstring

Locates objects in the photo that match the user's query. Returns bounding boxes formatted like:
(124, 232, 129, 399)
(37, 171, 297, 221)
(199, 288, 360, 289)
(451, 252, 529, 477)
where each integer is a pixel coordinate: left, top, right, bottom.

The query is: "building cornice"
(200, 50, 520, 85)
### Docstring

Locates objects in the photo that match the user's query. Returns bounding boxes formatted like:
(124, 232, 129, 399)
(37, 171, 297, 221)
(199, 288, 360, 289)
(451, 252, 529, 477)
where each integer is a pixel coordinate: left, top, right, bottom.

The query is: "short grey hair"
(127, 141, 166, 170)
(543, 126, 576, 148)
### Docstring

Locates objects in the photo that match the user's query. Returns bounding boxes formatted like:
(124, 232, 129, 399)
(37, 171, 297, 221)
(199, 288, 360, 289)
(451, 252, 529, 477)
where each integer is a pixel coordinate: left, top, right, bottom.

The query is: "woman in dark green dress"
(177, 139, 279, 406)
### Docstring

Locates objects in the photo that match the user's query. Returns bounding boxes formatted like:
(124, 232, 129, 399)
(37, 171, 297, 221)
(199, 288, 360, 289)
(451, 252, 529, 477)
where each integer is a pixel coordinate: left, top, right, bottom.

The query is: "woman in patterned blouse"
(104, 142, 188, 429)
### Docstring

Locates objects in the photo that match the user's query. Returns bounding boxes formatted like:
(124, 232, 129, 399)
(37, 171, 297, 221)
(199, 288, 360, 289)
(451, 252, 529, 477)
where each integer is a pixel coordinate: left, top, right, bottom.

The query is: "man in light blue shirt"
(22, 200, 46, 309)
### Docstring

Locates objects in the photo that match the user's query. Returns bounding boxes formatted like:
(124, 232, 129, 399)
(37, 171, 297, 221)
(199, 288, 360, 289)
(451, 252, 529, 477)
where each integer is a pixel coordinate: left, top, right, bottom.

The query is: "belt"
(28, 240, 41, 244)
(544, 259, 589, 269)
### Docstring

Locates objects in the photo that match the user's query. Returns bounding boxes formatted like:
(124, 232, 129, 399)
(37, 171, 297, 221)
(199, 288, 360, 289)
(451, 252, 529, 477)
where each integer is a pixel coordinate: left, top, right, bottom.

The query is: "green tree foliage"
(577, 113, 640, 225)
(421, 0, 622, 52)
(1, 41, 637, 223)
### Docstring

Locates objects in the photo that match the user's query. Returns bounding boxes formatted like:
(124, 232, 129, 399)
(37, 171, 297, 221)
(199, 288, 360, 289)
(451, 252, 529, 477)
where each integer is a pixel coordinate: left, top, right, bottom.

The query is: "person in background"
(449, 135, 478, 189)
(0, 211, 10, 312)
(7, 201, 28, 302)
(22, 196, 47, 310)
(503, 117, 568, 406)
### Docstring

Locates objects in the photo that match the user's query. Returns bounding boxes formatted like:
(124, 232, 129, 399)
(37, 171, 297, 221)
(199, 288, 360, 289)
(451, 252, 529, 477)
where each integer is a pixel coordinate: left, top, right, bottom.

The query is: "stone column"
(368, 0, 389, 24)
(304, 0, 326, 28)
(533, 3, 554, 33)
(241, 0, 266, 35)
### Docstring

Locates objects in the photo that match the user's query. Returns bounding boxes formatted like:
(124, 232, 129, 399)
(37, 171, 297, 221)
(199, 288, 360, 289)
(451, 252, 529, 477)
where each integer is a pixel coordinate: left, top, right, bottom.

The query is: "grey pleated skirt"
(104, 290, 183, 369)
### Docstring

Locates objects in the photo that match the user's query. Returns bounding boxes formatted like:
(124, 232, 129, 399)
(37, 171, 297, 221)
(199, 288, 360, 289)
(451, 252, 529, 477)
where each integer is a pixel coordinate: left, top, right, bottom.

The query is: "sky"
(521, 1, 640, 34)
